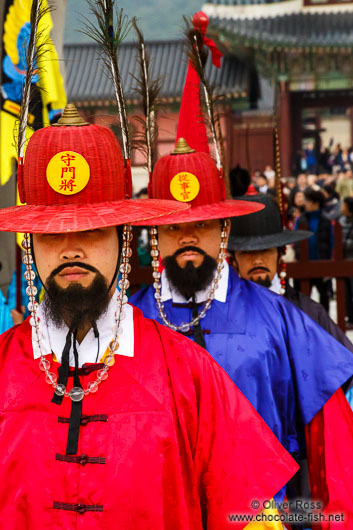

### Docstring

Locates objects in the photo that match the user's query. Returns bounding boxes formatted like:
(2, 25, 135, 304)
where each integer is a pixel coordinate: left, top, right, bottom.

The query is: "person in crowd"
(322, 183, 341, 220)
(340, 197, 353, 324)
(337, 169, 353, 199)
(305, 142, 317, 173)
(294, 149, 307, 174)
(289, 173, 308, 205)
(295, 188, 333, 310)
(291, 189, 306, 211)
(254, 173, 269, 194)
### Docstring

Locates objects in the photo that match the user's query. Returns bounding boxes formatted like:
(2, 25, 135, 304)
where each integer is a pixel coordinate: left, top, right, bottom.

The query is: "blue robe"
(131, 267, 353, 472)
(0, 291, 13, 335)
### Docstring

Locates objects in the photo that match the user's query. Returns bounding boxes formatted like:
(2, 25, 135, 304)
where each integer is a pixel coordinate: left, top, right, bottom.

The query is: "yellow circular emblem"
(46, 151, 90, 195)
(170, 172, 200, 202)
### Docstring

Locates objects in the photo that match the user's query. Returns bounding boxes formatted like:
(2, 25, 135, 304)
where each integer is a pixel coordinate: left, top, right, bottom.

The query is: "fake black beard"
(250, 274, 272, 288)
(43, 265, 110, 330)
(163, 246, 217, 301)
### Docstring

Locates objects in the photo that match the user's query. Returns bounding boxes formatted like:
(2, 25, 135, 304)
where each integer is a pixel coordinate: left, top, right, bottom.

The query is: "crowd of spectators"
(246, 143, 353, 322)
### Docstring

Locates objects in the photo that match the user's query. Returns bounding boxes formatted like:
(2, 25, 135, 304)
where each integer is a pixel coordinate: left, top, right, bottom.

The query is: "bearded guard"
(130, 10, 353, 522)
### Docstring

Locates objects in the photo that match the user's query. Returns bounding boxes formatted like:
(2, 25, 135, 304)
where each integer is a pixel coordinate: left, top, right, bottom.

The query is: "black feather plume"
(83, 0, 132, 161)
(17, 0, 50, 160)
(131, 18, 161, 178)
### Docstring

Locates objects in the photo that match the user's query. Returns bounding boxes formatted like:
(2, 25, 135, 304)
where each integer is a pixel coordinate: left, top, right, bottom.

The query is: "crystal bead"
(87, 381, 99, 393)
(21, 238, 31, 249)
(26, 285, 38, 297)
(112, 324, 123, 335)
(54, 384, 66, 396)
(118, 311, 126, 321)
(122, 231, 133, 241)
(150, 227, 157, 235)
(97, 368, 109, 381)
(39, 358, 50, 371)
(153, 282, 160, 289)
(70, 387, 84, 402)
(220, 242, 227, 249)
(25, 270, 36, 281)
(280, 271, 286, 278)
(221, 231, 227, 238)
(30, 316, 39, 327)
(118, 278, 130, 290)
(27, 301, 38, 312)
(151, 249, 159, 257)
(45, 372, 57, 384)
(120, 295, 128, 305)
(180, 323, 190, 332)
(152, 271, 161, 279)
(150, 238, 158, 246)
(122, 247, 132, 258)
(104, 355, 115, 367)
(154, 291, 161, 300)
(150, 260, 158, 268)
(22, 254, 33, 265)
(119, 263, 131, 274)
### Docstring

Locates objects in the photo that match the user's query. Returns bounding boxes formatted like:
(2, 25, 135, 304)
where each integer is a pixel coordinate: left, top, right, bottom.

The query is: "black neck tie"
(51, 328, 82, 455)
(192, 296, 206, 349)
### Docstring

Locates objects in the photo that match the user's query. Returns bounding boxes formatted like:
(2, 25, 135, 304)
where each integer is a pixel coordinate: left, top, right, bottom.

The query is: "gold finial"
(171, 138, 195, 155)
(52, 103, 90, 127)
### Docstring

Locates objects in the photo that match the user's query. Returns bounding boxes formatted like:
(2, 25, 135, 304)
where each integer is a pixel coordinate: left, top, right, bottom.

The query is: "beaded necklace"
(22, 224, 133, 402)
(149, 219, 229, 332)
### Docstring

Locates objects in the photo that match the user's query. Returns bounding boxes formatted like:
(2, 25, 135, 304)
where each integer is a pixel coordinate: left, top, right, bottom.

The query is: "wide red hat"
(135, 139, 263, 225)
(0, 104, 187, 233)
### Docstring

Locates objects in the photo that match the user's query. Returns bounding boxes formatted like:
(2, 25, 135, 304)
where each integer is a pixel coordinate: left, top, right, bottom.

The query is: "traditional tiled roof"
(209, 11, 353, 50)
(63, 40, 250, 105)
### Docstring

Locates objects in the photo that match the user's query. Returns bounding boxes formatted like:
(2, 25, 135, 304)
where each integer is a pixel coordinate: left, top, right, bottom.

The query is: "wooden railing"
(286, 222, 353, 332)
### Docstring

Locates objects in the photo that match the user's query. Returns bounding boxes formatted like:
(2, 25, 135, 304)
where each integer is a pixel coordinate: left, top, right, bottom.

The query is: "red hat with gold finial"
(136, 11, 263, 226)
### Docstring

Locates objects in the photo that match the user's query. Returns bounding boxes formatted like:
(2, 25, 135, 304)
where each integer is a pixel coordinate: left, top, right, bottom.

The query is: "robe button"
(79, 454, 88, 466)
(81, 417, 88, 426)
(77, 503, 86, 514)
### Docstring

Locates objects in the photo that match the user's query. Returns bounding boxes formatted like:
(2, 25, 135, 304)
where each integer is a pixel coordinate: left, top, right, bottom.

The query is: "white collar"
(269, 273, 282, 295)
(161, 260, 229, 304)
(33, 290, 134, 367)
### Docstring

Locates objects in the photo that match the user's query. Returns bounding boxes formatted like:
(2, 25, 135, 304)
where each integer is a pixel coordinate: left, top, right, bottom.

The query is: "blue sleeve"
(0, 291, 13, 334)
(278, 296, 353, 425)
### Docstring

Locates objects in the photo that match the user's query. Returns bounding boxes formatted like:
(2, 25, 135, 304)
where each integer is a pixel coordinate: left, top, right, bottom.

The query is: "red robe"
(0, 306, 297, 529)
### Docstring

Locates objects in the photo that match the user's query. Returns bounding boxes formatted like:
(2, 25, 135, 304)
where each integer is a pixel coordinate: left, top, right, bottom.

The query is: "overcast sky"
(64, 0, 203, 43)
